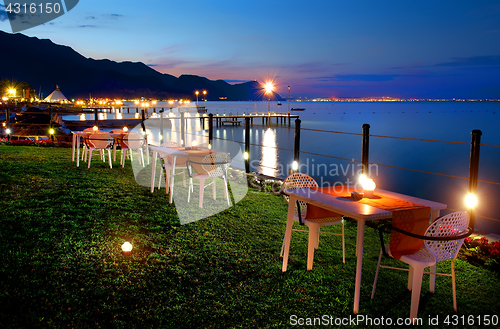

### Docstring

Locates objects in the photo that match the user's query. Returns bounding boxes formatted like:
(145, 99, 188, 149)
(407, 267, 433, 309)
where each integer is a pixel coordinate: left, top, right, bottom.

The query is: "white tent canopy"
(44, 85, 69, 103)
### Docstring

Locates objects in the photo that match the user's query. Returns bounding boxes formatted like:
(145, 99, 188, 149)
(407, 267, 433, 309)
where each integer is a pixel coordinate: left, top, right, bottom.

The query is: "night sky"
(1, 0, 500, 99)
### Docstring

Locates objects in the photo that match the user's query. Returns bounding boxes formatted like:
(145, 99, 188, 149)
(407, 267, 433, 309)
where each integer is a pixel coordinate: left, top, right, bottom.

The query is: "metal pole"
(245, 117, 250, 173)
(5, 107, 10, 140)
(180, 111, 185, 146)
(94, 108, 98, 128)
(49, 108, 53, 141)
(362, 124, 370, 175)
(208, 113, 213, 147)
(159, 108, 164, 143)
(294, 118, 301, 172)
(468, 129, 482, 231)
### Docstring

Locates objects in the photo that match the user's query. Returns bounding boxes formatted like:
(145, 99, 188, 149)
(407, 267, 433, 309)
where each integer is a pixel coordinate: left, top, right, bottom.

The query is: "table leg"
(282, 195, 297, 272)
(169, 157, 177, 204)
(72, 133, 76, 162)
(353, 218, 365, 314)
(429, 209, 441, 292)
(150, 150, 157, 193)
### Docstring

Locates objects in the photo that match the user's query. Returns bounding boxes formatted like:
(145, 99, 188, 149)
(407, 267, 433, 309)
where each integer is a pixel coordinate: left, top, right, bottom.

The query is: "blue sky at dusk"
(1, 0, 500, 98)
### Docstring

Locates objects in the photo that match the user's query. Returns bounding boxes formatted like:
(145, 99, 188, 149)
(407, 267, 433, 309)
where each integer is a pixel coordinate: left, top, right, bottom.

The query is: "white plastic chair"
(187, 152, 231, 208)
(119, 133, 145, 168)
(158, 141, 186, 192)
(281, 173, 345, 270)
(86, 132, 113, 168)
(371, 211, 470, 320)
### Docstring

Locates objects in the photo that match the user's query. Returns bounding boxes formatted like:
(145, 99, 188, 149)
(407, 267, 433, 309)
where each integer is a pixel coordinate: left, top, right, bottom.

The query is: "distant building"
(43, 85, 70, 103)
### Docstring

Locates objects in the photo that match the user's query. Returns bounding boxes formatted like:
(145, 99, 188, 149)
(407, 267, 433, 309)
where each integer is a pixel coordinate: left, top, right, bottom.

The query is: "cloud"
(309, 74, 403, 82)
(224, 79, 251, 83)
(107, 14, 123, 19)
(394, 55, 500, 70)
(79, 25, 96, 28)
(431, 55, 500, 67)
(147, 64, 158, 67)
(86, 16, 96, 20)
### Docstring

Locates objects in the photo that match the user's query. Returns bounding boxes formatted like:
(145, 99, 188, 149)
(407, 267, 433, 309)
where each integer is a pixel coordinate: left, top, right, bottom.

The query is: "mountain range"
(0, 31, 277, 101)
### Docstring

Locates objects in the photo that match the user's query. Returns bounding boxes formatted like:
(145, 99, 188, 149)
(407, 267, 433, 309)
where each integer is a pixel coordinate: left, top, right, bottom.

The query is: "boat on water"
(277, 102, 282, 106)
(196, 106, 207, 114)
(291, 108, 305, 111)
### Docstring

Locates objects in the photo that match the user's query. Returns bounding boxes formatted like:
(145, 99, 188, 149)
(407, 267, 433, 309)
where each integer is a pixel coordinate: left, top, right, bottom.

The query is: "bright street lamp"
(264, 82, 274, 113)
(203, 90, 207, 106)
(195, 91, 199, 106)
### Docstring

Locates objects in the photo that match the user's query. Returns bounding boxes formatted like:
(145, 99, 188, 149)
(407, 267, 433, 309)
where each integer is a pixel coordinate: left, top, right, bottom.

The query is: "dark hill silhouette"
(0, 31, 278, 101)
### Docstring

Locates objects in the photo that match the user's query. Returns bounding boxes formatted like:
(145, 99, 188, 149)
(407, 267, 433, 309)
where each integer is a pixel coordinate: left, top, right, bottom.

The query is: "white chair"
(119, 133, 145, 168)
(371, 211, 470, 320)
(158, 141, 186, 192)
(86, 132, 113, 168)
(187, 152, 231, 208)
(281, 173, 345, 270)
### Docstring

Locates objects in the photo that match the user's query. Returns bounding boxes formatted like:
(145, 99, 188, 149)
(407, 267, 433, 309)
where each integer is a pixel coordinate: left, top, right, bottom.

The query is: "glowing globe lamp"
(361, 177, 376, 198)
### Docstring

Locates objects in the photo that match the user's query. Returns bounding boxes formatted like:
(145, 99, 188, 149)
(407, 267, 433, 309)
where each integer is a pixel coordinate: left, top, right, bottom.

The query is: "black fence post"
(208, 113, 213, 148)
(468, 129, 482, 231)
(245, 117, 250, 173)
(362, 124, 370, 175)
(141, 109, 146, 133)
(180, 111, 185, 146)
(294, 118, 301, 172)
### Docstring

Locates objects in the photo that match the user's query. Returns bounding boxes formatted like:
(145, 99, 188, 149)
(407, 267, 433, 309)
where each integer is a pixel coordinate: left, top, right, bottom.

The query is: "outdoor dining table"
(71, 130, 130, 167)
(281, 186, 447, 314)
(150, 145, 216, 203)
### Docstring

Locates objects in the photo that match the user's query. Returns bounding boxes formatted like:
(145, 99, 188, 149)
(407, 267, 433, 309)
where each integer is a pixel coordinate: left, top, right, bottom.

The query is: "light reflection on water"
(260, 128, 278, 177)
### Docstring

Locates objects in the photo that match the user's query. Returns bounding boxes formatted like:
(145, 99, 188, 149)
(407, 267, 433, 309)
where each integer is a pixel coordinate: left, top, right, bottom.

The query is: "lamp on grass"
(122, 241, 133, 255)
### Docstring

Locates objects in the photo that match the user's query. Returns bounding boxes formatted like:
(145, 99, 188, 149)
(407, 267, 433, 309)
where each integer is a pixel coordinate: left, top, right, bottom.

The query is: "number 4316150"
(5, 3, 62, 14)
(444, 315, 498, 326)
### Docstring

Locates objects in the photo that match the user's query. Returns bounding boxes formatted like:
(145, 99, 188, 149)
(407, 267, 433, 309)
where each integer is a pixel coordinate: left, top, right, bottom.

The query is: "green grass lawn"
(1, 145, 499, 328)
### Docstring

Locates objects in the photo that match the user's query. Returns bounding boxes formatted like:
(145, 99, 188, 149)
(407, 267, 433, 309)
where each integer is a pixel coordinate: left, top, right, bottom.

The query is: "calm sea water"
(204, 101, 500, 233)
(65, 101, 500, 232)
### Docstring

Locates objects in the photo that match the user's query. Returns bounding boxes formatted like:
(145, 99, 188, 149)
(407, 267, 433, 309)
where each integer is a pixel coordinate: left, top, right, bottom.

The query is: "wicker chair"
(281, 173, 345, 270)
(371, 211, 470, 320)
